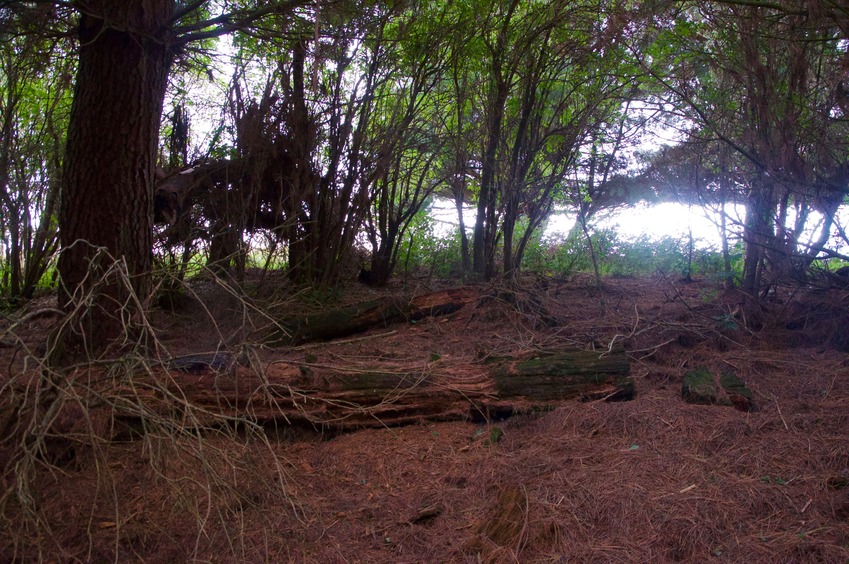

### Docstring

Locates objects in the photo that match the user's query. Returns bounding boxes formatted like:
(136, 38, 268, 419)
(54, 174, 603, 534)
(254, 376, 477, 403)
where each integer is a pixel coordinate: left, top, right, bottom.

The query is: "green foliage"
(520, 228, 738, 279)
(396, 211, 465, 279)
(7, 0, 845, 302)
(0, 259, 58, 305)
(0, 28, 73, 299)
(602, 233, 736, 279)
(520, 232, 585, 275)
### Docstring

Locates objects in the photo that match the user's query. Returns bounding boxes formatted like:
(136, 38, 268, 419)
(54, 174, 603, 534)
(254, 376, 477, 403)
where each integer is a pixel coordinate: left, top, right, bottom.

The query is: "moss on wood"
(682, 367, 719, 405)
(683, 367, 756, 411)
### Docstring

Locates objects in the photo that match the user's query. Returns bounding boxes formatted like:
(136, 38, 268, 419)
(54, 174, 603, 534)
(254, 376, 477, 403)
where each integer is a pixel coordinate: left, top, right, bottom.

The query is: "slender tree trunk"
(22, 175, 60, 298)
(720, 201, 733, 288)
(56, 1, 174, 359)
(473, 2, 517, 278)
(514, 195, 553, 271)
(801, 195, 838, 267)
(579, 208, 602, 289)
(455, 194, 470, 273)
(716, 153, 734, 287)
(501, 197, 517, 276)
(741, 177, 774, 300)
(8, 206, 21, 297)
(0, 80, 19, 298)
(450, 51, 471, 274)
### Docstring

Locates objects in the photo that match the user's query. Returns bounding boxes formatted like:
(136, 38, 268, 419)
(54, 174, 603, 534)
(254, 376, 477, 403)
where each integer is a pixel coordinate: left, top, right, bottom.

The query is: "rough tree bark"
(56, 1, 174, 359)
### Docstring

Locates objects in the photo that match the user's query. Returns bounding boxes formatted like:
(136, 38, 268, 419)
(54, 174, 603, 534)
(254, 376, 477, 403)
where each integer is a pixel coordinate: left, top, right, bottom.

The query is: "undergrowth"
(0, 252, 299, 561)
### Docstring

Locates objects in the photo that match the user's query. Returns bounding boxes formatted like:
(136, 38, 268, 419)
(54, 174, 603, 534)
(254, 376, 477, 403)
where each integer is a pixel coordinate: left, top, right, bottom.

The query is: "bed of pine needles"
(1, 268, 848, 562)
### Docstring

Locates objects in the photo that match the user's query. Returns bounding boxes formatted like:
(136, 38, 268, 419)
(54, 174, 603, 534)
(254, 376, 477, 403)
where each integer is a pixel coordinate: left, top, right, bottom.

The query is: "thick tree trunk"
(116, 345, 632, 431)
(56, 1, 174, 359)
(367, 238, 395, 287)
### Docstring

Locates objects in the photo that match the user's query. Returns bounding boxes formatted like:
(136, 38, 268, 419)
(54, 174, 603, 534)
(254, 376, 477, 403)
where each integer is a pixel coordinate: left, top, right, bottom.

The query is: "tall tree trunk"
(719, 201, 733, 288)
(473, 81, 507, 278)
(454, 193, 470, 273)
(741, 177, 774, 300)
(0, 77, 18, 298)
(473, 0, 519, 278)
(56, 1, 173, 360)
(450, 51, 471, 274)
(501, 196, 518, 276)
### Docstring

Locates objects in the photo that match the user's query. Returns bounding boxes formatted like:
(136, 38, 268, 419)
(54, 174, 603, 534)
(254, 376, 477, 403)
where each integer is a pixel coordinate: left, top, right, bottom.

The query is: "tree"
(195, 1, 453, 288)
(0, 14, 72, 300)
(643, 140, 745, 287)
(363, 2, 453, 286)
(444, 0, 648, 279)
(3, 0, 308, 361)
(54, 1, 174, 358)
(240, 5, 406, 287)
(567, 104, 651, 288)
(641, 1, 849, 305)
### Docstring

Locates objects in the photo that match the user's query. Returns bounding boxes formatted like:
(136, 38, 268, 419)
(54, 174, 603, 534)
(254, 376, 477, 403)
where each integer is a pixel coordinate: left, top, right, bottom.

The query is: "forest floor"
(1, 271, 849, 562)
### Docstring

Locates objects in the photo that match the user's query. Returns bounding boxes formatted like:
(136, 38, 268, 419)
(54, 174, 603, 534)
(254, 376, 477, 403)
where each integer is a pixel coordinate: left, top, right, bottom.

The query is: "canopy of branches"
(0, 0, 847, 305)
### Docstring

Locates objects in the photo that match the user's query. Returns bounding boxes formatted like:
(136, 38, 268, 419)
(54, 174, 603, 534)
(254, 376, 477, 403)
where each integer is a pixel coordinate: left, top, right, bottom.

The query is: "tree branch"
(163, 0, 209, 30)
(706, 0, 806, 15)
(173, 0, 309, 46)
(626, 44, 768, 173)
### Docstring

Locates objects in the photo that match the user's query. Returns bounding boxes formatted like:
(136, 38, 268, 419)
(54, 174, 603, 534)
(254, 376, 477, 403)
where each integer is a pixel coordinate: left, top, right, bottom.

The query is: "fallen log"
(112, 345, 632, 432)
(270, 287, 478, 344)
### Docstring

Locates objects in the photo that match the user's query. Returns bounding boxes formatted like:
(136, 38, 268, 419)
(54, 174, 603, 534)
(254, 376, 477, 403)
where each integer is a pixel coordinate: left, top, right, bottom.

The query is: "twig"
(293, 329, 398, 350)
(773, 395, 789, 430)
(630, 338, 677, 360)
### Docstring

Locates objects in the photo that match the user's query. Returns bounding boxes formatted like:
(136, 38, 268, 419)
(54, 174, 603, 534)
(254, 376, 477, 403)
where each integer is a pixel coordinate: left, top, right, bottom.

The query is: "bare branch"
(172, 0, 310, 46)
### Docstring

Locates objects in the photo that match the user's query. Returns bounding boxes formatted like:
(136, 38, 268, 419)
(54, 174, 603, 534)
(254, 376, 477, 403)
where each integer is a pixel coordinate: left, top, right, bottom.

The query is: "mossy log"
(119, 345, 632, 432)
(271, 287, 478, 344)
(682, 367, 755, 412)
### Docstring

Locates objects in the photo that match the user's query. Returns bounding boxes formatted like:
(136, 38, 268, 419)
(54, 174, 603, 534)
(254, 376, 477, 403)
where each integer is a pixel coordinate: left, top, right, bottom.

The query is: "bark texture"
(57, 1, 174, 358)
(116, 345, 632, 431)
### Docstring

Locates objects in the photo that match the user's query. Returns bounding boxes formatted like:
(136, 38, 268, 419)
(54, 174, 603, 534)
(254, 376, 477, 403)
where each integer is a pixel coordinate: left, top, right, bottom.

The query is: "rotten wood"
(113, 344, 632, 432)
(271, 287, 479, 344)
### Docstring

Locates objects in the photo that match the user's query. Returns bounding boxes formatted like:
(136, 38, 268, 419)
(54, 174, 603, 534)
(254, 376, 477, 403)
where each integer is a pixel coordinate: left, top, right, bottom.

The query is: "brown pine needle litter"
(1, 272, 848, 561)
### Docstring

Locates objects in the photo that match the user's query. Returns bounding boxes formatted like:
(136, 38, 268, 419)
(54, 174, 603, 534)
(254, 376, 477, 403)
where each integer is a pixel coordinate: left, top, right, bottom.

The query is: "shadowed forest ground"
(1, 272, 848, 562)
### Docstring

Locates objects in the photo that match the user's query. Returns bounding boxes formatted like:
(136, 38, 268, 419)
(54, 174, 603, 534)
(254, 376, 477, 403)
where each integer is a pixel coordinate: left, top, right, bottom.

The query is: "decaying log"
(681, 367, 755, 412)
(114, 345, 632, 432)
(271, 287, 479, 344)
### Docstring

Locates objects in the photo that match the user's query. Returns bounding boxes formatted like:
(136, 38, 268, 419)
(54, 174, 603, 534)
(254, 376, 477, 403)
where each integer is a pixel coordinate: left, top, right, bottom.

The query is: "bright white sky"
(431, 199, 742, 249)
(432, 198, 849, 256)
(547, 202, 742, 247)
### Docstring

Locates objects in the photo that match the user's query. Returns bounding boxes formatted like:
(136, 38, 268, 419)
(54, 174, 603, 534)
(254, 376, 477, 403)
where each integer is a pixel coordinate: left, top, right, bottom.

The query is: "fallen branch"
(270, 287, 478, 344)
